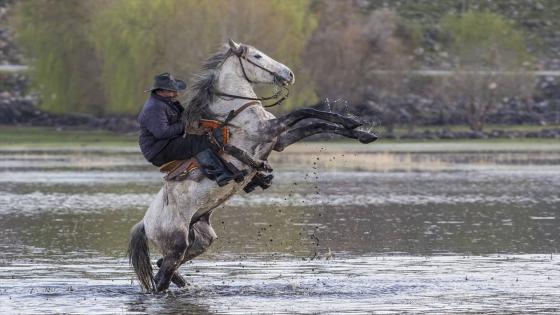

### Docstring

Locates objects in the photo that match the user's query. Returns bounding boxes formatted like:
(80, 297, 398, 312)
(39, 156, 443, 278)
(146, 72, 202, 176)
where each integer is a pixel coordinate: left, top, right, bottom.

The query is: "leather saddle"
(159, 119, 227, 182)
(159, 159, 200, 181)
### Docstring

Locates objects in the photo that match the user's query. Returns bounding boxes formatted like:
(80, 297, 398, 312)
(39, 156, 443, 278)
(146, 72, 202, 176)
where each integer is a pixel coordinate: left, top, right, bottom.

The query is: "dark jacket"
(138, 93, 185, 162)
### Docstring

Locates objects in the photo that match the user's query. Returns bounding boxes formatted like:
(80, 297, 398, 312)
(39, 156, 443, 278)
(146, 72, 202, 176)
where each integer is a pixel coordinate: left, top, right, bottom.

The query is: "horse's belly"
(189, 172, 256, 218)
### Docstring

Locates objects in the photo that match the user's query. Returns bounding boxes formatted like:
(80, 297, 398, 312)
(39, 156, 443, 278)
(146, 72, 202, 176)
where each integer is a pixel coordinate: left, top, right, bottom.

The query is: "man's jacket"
(138, 93, 185, 162)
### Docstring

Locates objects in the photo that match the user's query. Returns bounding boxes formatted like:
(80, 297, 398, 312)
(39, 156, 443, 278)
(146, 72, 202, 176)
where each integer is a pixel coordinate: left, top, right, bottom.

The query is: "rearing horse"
(128, 40, 377, 292)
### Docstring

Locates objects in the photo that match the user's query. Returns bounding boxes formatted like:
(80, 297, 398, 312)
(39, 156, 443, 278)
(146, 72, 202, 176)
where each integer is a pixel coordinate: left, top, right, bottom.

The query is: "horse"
(127, 39, 378, 292)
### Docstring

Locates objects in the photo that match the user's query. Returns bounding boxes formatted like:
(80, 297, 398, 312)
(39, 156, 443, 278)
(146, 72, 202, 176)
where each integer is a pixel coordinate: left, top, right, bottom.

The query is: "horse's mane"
(183, 45, 232, 129)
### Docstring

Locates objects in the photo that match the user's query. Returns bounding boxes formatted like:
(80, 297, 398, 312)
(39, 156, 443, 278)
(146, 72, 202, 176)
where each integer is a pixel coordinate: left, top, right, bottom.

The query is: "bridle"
(211, 46, 290, 108)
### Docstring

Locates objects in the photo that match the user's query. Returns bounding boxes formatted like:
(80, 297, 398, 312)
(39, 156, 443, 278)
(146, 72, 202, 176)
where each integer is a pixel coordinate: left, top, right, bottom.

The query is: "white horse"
(128, 40, 377, 292)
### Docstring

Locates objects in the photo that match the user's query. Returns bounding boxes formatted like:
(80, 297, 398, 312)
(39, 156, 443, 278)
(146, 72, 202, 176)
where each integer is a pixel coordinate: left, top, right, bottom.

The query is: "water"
(1, 146, 559, 314)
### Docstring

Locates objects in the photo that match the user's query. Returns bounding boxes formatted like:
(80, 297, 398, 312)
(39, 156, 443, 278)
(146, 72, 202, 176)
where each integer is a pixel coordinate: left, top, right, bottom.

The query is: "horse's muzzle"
(279, 69, 295, 85)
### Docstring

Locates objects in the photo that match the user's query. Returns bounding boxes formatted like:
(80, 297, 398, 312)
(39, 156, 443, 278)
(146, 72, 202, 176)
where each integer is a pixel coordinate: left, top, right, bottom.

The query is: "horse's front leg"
(263, 108, 362, 140)
(273, 122, 377, 152)
(153, 230, 188, 292)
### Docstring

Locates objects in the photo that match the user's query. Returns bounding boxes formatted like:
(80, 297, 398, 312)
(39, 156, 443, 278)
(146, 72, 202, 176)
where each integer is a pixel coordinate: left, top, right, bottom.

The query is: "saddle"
(159, 119, 230, 181)
(160, 158, 200, 181)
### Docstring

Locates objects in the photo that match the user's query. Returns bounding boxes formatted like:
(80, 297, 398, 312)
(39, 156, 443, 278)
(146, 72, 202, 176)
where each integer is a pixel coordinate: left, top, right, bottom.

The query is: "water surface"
(1, 145, 559, 314)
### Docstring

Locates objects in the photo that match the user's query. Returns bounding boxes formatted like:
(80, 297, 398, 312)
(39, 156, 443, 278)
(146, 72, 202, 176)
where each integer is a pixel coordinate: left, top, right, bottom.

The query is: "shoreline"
(1, 125, 559, 153)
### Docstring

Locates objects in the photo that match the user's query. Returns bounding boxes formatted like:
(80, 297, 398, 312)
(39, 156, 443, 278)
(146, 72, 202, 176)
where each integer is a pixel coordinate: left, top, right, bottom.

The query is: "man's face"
(156, 89, 178, 99)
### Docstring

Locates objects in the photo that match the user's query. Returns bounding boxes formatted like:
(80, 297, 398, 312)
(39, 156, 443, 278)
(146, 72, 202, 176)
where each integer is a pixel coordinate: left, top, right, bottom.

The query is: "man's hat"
(146, 72, 187, 92)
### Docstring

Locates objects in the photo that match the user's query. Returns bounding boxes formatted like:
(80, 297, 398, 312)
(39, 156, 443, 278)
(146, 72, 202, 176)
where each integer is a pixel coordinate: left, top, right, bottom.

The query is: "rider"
(138, 72, 236, 186)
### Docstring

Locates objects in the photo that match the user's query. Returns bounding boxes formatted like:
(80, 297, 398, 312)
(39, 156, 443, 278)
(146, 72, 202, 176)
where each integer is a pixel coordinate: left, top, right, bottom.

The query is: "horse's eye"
(254, 54, 262, 59)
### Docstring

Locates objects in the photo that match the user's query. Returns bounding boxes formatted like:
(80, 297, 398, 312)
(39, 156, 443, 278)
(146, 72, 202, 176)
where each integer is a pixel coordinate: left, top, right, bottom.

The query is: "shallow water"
(1, 146, 559, 314)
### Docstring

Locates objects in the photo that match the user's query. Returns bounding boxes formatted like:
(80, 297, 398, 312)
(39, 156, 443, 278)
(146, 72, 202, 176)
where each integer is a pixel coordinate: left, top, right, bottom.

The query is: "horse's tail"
(127, 221, 155, 292)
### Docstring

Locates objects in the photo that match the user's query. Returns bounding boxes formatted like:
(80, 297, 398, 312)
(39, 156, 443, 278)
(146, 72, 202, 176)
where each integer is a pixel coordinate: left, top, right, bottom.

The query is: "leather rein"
(212, 46, 290, 109)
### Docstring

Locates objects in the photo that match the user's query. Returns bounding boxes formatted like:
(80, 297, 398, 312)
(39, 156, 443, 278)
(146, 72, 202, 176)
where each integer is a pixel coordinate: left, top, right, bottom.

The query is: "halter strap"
(211, 85, 289, 108)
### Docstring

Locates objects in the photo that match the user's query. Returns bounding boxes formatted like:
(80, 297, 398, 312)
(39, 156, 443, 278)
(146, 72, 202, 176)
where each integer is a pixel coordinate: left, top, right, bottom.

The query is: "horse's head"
(183, 40, 295, 127)
(227, 39, 295, 86)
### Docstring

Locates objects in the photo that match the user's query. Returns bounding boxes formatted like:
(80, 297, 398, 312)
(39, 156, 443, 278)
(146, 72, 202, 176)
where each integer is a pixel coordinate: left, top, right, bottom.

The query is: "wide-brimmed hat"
(146, 72, 187, 92)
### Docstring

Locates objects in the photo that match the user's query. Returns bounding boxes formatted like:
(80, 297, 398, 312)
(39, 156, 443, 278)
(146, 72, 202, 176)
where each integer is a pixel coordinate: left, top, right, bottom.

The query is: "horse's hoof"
(358, 132, 378, 144)
(343, 118, 362, 129)
(156, 281, 171, 292)
(172, 273, 187, 288)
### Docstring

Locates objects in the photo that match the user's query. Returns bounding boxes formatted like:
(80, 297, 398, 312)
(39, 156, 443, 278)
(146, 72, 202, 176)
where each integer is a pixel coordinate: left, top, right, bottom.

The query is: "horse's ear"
(228, 39, 240, 50)
(228, 39, 245, 55)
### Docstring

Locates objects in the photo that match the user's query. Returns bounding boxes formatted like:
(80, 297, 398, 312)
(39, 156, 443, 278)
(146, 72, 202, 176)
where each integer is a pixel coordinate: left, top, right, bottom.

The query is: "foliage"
(366, 0, 560, 61)
(14, 0, 104, 114)
(437, 11, 534, 131)
(14, 0, 317, 115)
(441, 11, 530, 69)
(11, 0, 551, 128)
(90, 0, 170, 114)
(304, 3, 417, 104)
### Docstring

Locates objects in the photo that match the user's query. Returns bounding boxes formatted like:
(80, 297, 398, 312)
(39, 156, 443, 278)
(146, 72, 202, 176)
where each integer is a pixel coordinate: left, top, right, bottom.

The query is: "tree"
(304, 2, 419, 131)
(14, 0, 317, 115)
(437, 11, 534, 131)
(14, 0, 104, 114)
(89, 0, 170, 114)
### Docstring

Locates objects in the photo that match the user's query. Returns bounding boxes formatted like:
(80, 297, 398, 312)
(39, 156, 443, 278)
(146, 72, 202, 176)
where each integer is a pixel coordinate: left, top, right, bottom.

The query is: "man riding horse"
(138, 72, 269, 190)
(129, 40, 377, 293)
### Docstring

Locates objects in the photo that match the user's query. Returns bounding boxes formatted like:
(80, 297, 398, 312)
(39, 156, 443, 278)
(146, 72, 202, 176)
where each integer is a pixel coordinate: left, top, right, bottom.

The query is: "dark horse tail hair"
(127, 221, 155, 292)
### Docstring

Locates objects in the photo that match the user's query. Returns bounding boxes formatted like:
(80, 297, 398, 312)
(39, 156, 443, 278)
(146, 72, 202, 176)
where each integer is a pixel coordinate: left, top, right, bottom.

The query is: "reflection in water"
(0, 148, 559, 313)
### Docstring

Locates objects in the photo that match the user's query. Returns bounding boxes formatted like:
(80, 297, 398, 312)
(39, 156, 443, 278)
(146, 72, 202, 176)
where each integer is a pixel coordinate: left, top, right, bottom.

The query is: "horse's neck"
(215, 59, 257, 100)
(210, 59, 251, 111)
(209, 58, 275, 130)
(208, 58, 276, 158)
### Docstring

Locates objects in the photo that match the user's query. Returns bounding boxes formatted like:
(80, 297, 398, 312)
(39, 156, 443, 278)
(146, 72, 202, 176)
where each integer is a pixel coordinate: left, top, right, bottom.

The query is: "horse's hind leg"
(156, 258, 187, 287)
(273, 122, 377, 152)
(153, 230, 188, 292)
(183, 211, 218, 263)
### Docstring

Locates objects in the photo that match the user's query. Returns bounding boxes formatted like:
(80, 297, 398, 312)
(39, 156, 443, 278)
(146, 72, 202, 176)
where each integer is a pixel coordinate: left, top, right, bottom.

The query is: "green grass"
(0, 125, 558, 153)
(0, 126, 137, 148)
(382, 124, 559, 136)
(292, 139, 560, 153)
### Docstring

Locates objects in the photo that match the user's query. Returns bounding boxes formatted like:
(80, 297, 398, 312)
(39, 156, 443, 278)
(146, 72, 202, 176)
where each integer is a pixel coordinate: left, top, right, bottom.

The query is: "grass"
(1, 125, 559, 152)
(380, 124, 559, 137)
(0, 126, 137, 148)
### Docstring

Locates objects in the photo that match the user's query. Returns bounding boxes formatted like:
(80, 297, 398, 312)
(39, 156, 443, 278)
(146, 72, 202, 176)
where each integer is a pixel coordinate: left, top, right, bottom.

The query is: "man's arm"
(143, 106, 184, 139)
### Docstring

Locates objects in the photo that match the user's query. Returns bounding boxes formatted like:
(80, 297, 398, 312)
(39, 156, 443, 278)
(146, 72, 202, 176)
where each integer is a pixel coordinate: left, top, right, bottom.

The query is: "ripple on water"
(1, 189, 559, 214)
(1, 255, 559, 314)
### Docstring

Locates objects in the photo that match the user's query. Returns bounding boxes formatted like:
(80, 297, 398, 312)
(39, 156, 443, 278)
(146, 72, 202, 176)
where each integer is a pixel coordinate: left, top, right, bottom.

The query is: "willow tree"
(91, 0, 317, 114)
(153, 0, 318, 112)
(15, 0, 316, 115)
(89, 0, 173, 114)
(14, 0, 104, 114)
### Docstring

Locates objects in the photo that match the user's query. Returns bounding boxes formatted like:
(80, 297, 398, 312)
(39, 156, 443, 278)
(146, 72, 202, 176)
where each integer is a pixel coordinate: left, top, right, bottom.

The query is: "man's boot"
(195, 149, 237, 187)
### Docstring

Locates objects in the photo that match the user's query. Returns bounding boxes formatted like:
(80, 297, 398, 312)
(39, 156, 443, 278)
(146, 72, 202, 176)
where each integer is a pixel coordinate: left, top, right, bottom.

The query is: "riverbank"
(2, 126, 560, 152)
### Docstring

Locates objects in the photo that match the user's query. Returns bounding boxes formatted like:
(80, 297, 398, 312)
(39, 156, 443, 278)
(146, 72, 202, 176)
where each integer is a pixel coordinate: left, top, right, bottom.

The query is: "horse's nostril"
(285, 70, 295, 84)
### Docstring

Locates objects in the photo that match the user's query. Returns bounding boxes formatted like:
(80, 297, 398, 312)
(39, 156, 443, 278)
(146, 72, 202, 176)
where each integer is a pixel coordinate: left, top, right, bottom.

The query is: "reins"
(212, 86, 289, 108)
